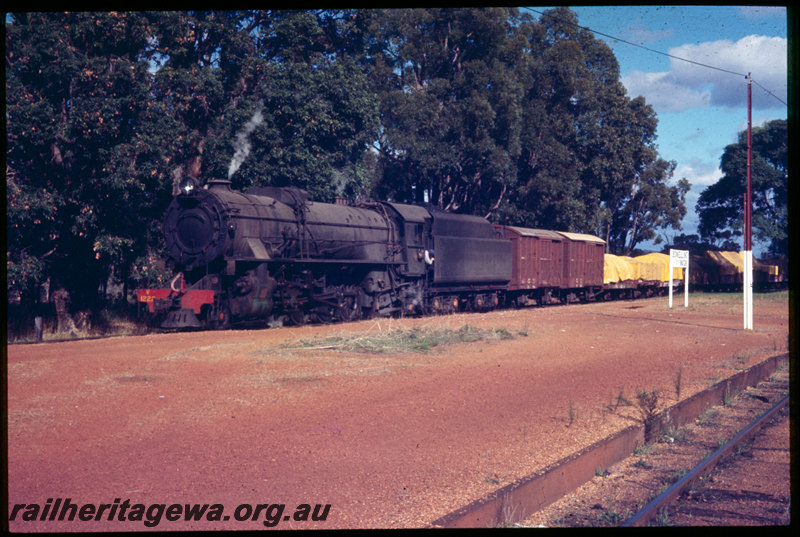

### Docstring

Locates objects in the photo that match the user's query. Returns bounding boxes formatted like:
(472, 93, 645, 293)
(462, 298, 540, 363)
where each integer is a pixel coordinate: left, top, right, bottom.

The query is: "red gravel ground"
(6, 292, 789, 530)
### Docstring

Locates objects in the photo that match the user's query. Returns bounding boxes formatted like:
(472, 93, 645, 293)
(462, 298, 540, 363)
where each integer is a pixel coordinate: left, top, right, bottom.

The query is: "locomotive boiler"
(137, 177, 512, 329)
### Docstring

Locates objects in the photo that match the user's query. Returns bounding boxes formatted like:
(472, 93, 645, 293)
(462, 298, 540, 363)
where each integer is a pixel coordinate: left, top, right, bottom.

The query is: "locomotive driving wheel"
(288, 308, 307, 326)
(331, 286, 360, 323)
(334, 296, 358, 323)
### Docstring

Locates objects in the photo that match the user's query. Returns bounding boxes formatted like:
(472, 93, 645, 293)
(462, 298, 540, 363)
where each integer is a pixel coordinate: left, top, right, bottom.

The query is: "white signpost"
(669, 249, 689, 308)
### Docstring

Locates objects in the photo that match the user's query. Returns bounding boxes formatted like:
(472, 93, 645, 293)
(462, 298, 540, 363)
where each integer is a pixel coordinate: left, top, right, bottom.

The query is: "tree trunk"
(52, 287, 77, 336)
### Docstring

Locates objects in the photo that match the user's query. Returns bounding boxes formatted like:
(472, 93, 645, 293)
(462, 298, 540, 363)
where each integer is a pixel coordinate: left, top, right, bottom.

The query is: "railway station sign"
(669, 249, 689, 308)
(670, 249, 689, 268)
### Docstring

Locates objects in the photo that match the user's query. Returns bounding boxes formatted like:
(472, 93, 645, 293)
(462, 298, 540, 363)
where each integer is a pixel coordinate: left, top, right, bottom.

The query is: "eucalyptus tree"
(368, 7, 526, 217)
(195, 10, 380, 202)
(510, 7, 688, 253)
(6, 11, 159, 311)
(697, 119, 787, 255)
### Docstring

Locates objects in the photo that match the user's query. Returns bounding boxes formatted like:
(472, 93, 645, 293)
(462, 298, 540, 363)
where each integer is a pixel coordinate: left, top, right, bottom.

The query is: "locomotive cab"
(382, 202, 432, 277)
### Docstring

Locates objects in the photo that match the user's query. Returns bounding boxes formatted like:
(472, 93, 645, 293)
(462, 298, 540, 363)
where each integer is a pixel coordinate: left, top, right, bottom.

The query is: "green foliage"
(217, 57, 380, 201)
(6, 8, 701, 320)
(697, 119, 788, 255)
(6, 12, 163, 309)
(510, 8, 690, 253)
(370, 8, 525, 214)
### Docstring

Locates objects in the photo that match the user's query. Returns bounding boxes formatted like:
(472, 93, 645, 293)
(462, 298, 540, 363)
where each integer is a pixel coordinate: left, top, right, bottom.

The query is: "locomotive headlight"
(179, 176, 199, 195)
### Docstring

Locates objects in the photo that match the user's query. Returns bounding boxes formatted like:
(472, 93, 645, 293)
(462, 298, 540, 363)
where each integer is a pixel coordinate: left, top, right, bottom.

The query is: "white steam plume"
(227, 106, 264, 179)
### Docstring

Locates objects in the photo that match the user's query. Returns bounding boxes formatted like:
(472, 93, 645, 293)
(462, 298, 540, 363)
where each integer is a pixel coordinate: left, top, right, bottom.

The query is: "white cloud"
(623, 71, 710, 112)
(622, 35, 786, 112)
(671, 36, 786, 107)
(675, 161, 722, 188)
(672, 162, 723, 235)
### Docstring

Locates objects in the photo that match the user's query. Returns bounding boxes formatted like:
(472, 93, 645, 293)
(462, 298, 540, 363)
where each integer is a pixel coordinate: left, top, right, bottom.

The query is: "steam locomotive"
(139, 178, 787, 330)
(137, 178, 513, 329)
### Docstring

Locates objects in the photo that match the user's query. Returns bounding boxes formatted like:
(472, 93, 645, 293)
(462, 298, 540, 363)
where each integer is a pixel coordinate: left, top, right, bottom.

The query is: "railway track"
(623, 393, 790, 526)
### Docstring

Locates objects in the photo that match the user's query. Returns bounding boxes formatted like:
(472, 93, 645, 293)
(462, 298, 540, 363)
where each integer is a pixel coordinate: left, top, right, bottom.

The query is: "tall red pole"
(746, 75, 752, 254)
(744, 74, 753, 330)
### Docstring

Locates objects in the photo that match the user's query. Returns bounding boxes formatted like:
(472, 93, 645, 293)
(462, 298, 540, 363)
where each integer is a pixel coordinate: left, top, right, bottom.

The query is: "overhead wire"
(522, 7, 787, 107)
(750, 78, 787, 106)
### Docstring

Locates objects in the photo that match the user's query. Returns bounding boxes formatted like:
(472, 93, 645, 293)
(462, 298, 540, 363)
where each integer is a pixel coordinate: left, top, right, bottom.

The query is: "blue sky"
(534, 5, 788, 253)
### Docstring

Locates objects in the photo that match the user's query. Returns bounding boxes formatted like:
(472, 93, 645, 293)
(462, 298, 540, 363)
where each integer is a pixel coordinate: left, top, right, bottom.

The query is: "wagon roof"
(556, 231, 606, 244)
(503, 226, 564, 240)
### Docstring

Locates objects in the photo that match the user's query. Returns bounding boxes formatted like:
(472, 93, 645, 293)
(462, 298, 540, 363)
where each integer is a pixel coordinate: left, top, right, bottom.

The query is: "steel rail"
(622, 393, 790, 527)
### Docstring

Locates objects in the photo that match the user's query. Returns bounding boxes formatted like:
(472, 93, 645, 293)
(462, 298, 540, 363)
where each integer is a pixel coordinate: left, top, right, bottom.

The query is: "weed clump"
(633, 389, 661, 438)
(286, 324, 519, 354)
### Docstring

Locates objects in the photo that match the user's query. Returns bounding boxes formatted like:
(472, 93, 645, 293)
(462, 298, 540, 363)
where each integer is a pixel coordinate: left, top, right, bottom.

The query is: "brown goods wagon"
(494, 226, 565, 291)
(556, 231, 606, 288)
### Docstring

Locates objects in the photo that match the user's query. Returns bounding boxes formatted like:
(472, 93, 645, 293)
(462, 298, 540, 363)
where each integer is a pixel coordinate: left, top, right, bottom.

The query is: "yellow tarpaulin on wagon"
(604, 254, 638, 283)
(619, 256, 642, 280)
(703, 251, 778, 276)
(605, 252, 685, 283)
(703, 251, 742, 275)
(627, 255, 661, 281)
(755, 259, 779, 275)
(702, 251, 778, 273)
(634, 252, 683, 281)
